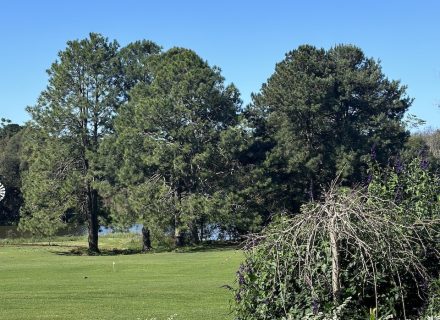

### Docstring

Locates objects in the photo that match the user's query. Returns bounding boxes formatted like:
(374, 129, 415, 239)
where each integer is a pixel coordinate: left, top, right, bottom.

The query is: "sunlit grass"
(0, 237, 242, 320)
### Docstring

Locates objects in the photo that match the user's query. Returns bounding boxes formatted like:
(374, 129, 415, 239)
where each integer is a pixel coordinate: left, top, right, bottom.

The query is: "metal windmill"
(0, 182, 5, 202)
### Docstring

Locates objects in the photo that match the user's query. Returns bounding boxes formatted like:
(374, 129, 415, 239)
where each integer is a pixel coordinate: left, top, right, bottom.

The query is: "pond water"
(0, 223, 230, 240)
(0, 224, 144, 239)
(98, 224, 143, 235)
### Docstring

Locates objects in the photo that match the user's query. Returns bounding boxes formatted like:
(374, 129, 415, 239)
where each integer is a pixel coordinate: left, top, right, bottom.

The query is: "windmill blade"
(0, 182, 5, 202)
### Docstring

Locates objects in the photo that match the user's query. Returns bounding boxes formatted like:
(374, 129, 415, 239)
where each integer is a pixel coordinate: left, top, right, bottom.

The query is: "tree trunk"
(329, 221, 340, 303)
(173, 187, 184, 247)
(190, 222, 200, 244)
(141, 226, 152, 251)
(200, 218, 204, 242)
(87, 187, 100, 253)
(174, 218, 184, 247)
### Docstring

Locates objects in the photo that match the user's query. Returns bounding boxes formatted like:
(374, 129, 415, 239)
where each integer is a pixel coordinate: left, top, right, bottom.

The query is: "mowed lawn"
(0, 237, 243, 320)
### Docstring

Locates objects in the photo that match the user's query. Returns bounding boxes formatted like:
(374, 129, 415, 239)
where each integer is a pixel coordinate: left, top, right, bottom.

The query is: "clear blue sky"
(1, 0, 439, 129)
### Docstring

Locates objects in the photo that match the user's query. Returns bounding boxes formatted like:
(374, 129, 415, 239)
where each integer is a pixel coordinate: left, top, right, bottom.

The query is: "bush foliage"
(235, 156, 439, 319)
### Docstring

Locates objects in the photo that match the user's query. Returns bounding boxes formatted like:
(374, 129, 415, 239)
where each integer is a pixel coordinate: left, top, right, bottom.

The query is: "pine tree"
(23, 33, 122, 252)
(111, 48, 241, 246)
(246, 44, 411, 213)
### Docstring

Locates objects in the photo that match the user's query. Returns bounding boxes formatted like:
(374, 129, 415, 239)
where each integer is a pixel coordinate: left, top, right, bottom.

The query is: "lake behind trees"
(0, 224, 144, 239)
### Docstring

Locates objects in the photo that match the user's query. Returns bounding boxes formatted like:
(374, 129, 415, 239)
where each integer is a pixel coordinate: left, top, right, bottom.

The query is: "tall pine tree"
(246, 44, 411, 214)
(110, 48, 241, 246)
(23, 33, 122, 252)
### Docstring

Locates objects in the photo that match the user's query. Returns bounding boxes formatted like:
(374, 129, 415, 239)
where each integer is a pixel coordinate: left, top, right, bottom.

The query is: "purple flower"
(312, 299, 320, 315)
(370, 144, 377, 161)
(394, 187, 403, 204)
(237, 270, 245, 285)
(420, 158, 429, 170)
(417, 147, 430, 170)
(395, 158, 404, 174)
(418, 148, 427, 158)
(364, 173, 373, 186)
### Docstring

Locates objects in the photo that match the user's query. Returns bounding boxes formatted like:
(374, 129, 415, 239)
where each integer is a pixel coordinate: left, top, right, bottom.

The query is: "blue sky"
(1, 0, 439, 129)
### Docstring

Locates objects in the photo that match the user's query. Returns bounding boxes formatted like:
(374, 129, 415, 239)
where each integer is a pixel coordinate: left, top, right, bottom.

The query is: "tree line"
(0, 33, 439, 255)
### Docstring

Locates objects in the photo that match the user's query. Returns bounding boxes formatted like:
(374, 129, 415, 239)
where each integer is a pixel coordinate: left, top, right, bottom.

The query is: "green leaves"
(21, 34, 162, 251)
(19, 130, 81, 237)
(246, 44, 411, 212)
(21, 33, 146, 251)
(28, 33, 122, 139)
(105, 47, 241, 245)
(235, 180, 439, 319)
(368, 155, 440, 221)
(119, 40, 162, 94)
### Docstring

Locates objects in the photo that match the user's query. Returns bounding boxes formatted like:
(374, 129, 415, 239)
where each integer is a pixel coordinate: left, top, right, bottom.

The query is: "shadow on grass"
(54, 247, 146, 256)
(2, 242, 80, 248)
(53, 241, 240, 256)
(173, 241, 240, 253)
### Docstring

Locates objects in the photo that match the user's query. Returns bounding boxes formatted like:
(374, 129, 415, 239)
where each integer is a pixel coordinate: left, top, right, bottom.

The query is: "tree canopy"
(103, 47, 241, 246)
(23, 33, 125, 252)
(245, 44, 412, 213)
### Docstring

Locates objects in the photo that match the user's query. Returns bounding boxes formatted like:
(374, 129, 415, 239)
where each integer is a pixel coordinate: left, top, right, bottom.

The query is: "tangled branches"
(235, 182, 439, 319)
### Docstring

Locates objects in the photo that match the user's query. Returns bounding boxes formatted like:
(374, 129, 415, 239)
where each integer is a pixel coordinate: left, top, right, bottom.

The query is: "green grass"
(0, 235, 243, 320)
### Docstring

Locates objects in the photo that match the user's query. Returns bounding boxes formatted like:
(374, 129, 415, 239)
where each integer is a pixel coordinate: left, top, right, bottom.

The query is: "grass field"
(0, 235, 243, 320)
